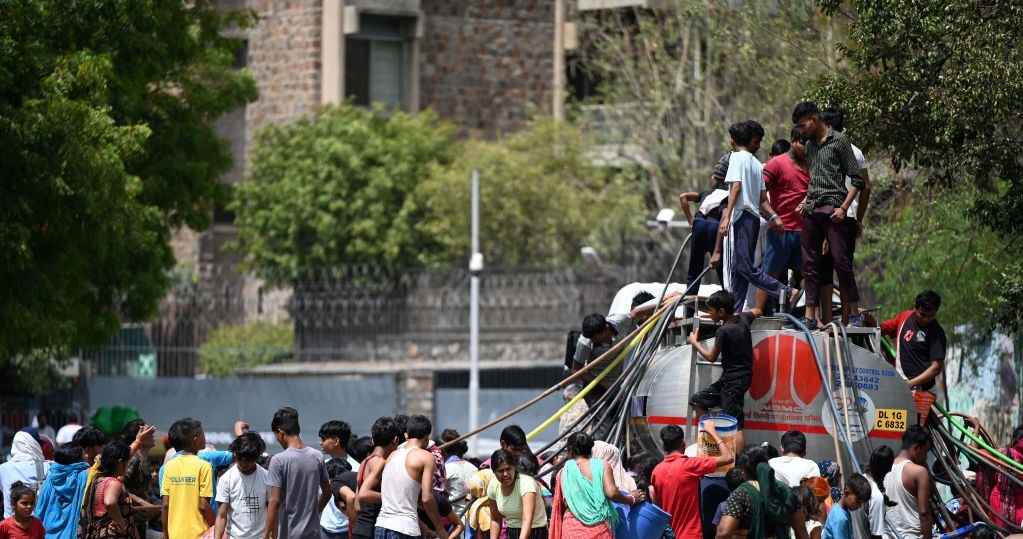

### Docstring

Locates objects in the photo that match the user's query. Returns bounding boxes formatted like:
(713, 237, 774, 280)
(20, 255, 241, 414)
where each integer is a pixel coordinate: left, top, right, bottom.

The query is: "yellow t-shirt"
(161, 453, 214, 539)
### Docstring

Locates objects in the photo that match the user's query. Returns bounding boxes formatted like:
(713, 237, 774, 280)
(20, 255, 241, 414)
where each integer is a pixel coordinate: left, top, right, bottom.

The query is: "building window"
(346, 15, 409, 110)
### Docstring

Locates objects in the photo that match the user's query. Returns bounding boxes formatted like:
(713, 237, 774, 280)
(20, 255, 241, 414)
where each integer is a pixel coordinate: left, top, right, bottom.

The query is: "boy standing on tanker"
(717, 121, 799, 313)
(687, 290, 760, 451)
(792, 101, 866, 329)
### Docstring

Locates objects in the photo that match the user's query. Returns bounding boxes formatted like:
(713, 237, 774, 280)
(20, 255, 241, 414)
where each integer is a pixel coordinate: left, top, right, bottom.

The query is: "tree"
(574, 1, 848, 208)
(199, 321, 293, 378)
(809, 0, 1023, 330)
(231, 103, 456, 283)
(0, 1, 257, 380)
(407, 118, 644, 267)
(857, 175, 1013, 345)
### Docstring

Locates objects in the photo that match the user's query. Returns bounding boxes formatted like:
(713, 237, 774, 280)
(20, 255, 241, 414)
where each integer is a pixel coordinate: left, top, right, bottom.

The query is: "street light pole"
(468, 170, 483, 458)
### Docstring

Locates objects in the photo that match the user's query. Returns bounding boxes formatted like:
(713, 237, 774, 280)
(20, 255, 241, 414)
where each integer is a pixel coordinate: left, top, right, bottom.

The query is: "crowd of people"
(1, 401, 1021, 539)
(0, 101, 1018, 539)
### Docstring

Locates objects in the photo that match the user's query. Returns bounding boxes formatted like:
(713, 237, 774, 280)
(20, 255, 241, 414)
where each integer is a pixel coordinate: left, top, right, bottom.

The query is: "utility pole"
(468, 170, 483, 457)
(553, 0, 565, 121)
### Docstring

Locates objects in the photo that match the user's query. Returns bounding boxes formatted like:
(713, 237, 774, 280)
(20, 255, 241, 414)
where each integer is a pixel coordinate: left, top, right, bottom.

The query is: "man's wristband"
(767, 213, 778, 222)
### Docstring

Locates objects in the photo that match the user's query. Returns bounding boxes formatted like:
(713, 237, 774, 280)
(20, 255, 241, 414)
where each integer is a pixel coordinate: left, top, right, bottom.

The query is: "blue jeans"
(688, 214, 724, 286)
(374, 528, 420, 539)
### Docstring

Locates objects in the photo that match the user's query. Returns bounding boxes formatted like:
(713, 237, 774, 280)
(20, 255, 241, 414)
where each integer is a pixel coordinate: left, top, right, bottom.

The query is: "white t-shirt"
(846, 144, 867, 220)
(725, 150, 765, 220)
(858, 475, 885, 537)
(216, 465, 270, 539)
(768, 455, 821, 487)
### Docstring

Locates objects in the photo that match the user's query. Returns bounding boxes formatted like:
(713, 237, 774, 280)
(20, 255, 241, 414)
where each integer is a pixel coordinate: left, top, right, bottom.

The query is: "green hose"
(933, 401, 1023, 474)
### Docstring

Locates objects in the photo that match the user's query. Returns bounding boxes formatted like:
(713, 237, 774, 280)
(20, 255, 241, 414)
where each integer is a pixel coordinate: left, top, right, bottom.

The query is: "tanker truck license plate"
(873, 409, 907, 432)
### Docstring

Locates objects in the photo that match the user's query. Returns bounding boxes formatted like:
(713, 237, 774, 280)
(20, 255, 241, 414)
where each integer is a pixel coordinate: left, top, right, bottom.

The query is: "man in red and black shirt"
(878, 290, 946, 423)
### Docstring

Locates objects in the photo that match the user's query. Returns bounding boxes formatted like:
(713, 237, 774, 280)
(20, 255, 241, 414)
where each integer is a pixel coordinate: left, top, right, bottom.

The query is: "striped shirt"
(805, 128, 865, 209)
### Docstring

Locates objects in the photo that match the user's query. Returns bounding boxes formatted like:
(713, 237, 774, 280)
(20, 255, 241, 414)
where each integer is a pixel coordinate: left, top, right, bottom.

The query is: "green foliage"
(0, 0, 257, 388)
(199, 322, 294, 378)
(808, 0, 1023, 330)
(231, 103, 456, 282)
(858, 176, 1013, 343)
(407, 118, 644, 267)
(575, 1, 848, 207)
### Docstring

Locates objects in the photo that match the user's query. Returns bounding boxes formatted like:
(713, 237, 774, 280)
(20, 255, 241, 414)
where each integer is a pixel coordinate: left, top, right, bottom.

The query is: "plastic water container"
(612, 496, 671, 539)
(696, 413, 738, 473)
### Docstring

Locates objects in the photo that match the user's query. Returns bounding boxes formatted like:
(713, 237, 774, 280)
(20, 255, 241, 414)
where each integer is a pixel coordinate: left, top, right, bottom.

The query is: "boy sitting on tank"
(687, 289, 759, 451)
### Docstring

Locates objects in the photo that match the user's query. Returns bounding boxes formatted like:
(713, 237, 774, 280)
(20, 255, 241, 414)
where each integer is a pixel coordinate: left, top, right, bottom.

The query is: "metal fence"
(81, 262, 656, 377)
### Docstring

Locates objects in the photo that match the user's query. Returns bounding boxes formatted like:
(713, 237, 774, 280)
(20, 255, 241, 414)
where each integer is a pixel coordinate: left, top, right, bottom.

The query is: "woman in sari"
(550, 433, 645, 539)
(79, 442, 137, 539)
(977, 424, 1023, 528)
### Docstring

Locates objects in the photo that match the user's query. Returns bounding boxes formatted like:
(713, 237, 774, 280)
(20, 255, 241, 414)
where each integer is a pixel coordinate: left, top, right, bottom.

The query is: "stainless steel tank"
(629, 322, 915, 465)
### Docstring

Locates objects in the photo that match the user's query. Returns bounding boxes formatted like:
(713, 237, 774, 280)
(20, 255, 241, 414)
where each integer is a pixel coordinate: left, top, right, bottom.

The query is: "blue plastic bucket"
(628, 501, 671, 539)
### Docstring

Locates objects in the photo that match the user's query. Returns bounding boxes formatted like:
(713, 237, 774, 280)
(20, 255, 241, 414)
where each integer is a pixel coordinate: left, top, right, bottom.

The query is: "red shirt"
(650, 454, 718, 539)
(0, 517, 45, 539)
(762, 153, 810, 231)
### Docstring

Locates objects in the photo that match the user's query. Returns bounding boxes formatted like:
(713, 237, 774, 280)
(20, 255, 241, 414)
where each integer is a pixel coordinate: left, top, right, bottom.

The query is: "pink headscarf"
(592, 441, 636, 491)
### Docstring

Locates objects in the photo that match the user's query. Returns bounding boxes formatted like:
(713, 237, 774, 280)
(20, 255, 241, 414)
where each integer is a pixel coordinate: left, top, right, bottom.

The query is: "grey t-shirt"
(573, 313, 635, 383)
(266, 446, 328, 539)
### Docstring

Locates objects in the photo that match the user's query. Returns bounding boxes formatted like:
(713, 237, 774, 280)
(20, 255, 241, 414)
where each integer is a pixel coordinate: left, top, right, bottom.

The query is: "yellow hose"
(526, 310, 662, 440)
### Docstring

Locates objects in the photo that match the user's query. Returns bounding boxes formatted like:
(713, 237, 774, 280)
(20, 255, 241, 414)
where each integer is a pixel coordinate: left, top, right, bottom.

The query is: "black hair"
(325, 457, 352, 479)
(821, 107, 844, 132)
(440, 428, 468, 459)
(406, 415, 432, 440)
(780, 430, 808, 456)
(119, 418, 146, 445)
(54, 442, 85, 465)
(169, 418, 203, 451)
(745, 120, 765, 140)
(229, 432, 266, 461)
(631, 291, 655, 309)
(1012, 424, 1023, 446)
(728, 121, 754, 147)
(98, 441, 131, 477)
(371, 417, 400, 447)
(792, 101, 820, 124)
(901, 425, 931, 450)
(72, 426, 105, 448)
(707, 290, 734, 311)
(499, 425, 527, 448)
(790, 126, 807, 142)
(272, 407, 301, 436)
(581, 314, 608, 339)
(968, 524, 996, 539)
(762, 442, 779, 460)
(516, 451, 539, 478)
(659, 425, 685, 452)
(490, 448, 517, 472)
(725, 468, 745, 491)
(770, 139, 791, 157)
(318, 420, 352, 446)
(736, 445, 768, 478)
(566, 432, 595, 458)
(845, 473, 872, 502)
(792, 485, 819, 520)
(392, 415, 409, 439)
(634, 457, 659, 486)
(350, 436, 374, 462)
(868, 445, 895, 482)
(9, 480, 34, 504)
(915, 290, 942, 311)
